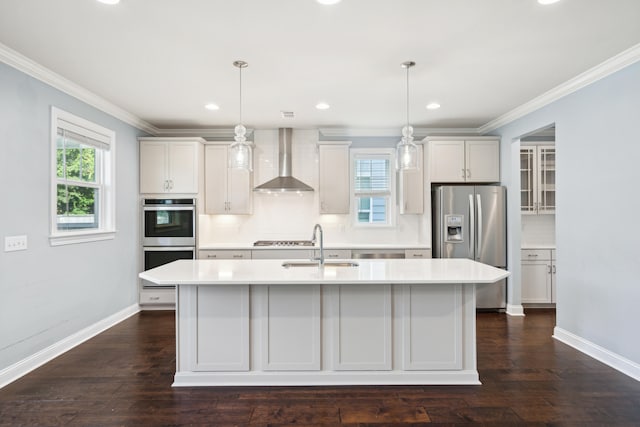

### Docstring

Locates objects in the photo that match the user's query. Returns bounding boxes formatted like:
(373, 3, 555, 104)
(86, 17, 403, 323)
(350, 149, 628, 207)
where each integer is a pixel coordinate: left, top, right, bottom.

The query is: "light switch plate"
(5, 235, 27, 252)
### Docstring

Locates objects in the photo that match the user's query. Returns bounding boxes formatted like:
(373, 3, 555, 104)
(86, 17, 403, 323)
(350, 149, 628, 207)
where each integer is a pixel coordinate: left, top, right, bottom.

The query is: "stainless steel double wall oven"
(142, 198, 196, 288)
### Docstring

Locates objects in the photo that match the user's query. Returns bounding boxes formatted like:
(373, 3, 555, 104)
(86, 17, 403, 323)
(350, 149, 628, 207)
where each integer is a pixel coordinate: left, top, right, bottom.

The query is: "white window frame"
(350, 148, 396, 228)
(50, 107, 116, 246)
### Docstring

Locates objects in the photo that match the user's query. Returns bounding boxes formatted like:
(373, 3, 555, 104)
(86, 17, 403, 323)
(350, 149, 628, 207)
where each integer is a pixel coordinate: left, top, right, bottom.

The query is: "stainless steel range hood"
(254, 128, 314, 193)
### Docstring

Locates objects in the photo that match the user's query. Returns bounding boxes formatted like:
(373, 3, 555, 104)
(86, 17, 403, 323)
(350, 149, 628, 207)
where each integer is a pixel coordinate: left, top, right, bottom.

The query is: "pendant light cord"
(406, 64, 410, 129)
(239, 65, 243, 126)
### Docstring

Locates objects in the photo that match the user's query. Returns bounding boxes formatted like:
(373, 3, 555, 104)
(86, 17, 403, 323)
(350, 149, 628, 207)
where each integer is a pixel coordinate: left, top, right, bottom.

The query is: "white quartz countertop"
(139, 258, 509, 286)
(198, 243, 430, 250)
(521, 245, 556, 249)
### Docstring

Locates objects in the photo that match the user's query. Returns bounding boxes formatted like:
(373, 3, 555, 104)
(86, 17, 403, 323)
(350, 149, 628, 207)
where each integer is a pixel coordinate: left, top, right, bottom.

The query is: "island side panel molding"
(462, 285, 478, 371)
(402, 284, 463, 370)
(331, 284, 392, 370)
(259, 285, 321, 371)
(188, 285, 249, 372)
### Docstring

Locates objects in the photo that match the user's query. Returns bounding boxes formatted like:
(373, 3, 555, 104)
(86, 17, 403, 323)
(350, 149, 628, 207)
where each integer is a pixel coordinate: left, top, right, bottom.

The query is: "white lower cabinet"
(258, 285, 321, 371)
(251, 249, 315, 260)
(187, 285, 250, 371)
(405, 249, 432, 259)
(198, 250, 251, 260)
(139, 288, 175, 305)
(402, 284, 462, 370)
(329, 284, 392, 370)
(176, 282, 475, 385)
(521, 249, 556, 304)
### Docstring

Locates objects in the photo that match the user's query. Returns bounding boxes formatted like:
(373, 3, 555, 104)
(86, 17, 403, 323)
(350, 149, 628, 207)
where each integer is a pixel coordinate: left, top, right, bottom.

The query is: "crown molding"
(319, 127, 480, 138)
(153, 127, 254, 139)
(479, 42, 640, 134)
(0, 42, 158, 135)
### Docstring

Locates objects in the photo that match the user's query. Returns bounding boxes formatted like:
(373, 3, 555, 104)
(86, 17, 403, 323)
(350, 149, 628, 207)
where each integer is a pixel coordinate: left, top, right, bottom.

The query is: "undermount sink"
(282, 261, 359, 268)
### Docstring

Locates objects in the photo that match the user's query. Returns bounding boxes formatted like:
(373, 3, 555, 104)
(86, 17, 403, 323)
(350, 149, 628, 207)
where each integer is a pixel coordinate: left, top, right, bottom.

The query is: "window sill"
(49, 230, 116, 246)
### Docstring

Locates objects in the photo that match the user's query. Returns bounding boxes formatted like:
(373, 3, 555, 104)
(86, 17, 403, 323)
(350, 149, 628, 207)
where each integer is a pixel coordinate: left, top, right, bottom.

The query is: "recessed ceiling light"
(426, 102, 441, 110)
(537, 0, 561, 5)
(204, 103, 220, 111)
(316, 0, 342, 5)
(97, 0, 120, 4)
(316, 102, 330, 110)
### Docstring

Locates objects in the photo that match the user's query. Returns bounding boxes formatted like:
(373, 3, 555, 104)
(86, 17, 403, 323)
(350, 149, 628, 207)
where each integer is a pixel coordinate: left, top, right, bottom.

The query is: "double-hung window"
(50, 107, 116, 245)
(351, 149, 395, 226)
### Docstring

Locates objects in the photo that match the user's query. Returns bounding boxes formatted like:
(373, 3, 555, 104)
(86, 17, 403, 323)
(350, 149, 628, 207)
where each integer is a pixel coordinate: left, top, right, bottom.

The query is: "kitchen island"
(139, 258, 509, 387)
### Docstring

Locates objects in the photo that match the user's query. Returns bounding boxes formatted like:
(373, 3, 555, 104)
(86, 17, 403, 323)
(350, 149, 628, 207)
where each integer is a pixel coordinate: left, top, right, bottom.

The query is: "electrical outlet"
(4, 235, 28, 252)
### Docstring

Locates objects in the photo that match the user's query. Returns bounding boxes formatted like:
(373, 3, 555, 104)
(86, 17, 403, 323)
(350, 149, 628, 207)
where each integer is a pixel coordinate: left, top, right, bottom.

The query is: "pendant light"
(395, 61, 419, 171)
(229, 60, 253, 171)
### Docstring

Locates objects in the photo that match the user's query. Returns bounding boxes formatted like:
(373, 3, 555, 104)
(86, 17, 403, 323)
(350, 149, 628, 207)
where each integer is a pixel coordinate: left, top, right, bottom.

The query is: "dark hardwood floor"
(1, 309, 639, 426)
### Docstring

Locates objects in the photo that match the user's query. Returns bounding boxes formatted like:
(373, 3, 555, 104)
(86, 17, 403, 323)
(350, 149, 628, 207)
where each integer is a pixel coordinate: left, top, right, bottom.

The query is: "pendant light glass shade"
(396, 61, 419, 171)
(229, 61, 253, 171)
(396, 125, 418, 170)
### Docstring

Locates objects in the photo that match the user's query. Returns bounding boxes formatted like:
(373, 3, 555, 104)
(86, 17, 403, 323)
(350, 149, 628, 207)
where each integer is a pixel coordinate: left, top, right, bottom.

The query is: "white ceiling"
(1, 0, 639, 134)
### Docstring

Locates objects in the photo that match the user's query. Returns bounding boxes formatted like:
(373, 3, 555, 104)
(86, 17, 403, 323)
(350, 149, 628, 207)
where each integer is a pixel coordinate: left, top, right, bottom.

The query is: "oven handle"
(144, 206, 194, 212)
(143, 246, 195, 252)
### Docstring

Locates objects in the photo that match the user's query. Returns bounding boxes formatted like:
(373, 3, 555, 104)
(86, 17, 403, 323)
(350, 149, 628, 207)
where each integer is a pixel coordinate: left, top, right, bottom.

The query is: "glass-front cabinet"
(520, 145, 555, 214)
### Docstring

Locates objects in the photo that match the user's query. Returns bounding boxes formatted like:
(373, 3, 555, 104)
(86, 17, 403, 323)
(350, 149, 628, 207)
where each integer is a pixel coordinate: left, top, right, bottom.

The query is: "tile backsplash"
(198, 129, 428, 246)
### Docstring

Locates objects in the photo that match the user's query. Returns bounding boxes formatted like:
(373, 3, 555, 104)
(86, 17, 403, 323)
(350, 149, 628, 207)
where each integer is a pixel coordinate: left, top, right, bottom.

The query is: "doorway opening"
(518, 124, 557, 310)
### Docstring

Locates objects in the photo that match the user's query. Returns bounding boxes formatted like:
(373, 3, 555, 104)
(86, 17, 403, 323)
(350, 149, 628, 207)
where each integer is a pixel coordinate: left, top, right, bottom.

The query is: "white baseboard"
(0, 304, 140, 389)
(506, 304, 525, 316)
(553, 327, 640, 382)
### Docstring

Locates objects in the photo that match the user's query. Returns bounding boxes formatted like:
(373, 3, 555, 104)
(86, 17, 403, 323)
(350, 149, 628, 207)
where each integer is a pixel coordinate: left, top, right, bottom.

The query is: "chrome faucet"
(311, 223, 324, 266)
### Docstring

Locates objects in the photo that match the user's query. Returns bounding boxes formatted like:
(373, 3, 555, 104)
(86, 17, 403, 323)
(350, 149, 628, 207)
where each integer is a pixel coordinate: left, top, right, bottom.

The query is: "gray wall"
(0, 62, 144, 370)
(495, 61, 640, 364)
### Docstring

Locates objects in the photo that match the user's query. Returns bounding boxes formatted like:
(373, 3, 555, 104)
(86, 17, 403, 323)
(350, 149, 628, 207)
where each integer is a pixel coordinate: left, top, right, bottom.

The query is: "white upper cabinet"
(428, 137, 500, 183)
(318, 142, 351, 214)
(521, 145, 555, 215)
(139, 137, 204, 194)
(205, 144, 253, 214)
(399, 144, 424, 214)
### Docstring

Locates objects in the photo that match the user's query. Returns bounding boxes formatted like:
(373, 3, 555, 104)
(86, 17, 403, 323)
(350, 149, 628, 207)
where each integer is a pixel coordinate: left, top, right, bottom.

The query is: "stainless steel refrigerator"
(432, 185, 507, 309)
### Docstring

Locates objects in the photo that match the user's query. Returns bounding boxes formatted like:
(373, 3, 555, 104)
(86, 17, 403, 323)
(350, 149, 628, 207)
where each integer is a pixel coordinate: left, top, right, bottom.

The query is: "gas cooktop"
(253, 240, 314, 247)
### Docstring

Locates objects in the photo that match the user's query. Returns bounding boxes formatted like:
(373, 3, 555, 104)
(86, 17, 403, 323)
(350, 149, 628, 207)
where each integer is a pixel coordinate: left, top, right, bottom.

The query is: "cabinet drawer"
(521, 249, 552, 261)
(405, 249, 432, 259)
(140, 290, 175, 305)
(321, 249, 352, 259)
(199, 250, 252, 260)
(251, 249, 315, 260)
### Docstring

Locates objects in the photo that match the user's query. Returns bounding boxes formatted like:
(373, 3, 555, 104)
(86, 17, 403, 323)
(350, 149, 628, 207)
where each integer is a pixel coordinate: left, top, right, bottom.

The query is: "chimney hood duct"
(254, 128, 314, 193)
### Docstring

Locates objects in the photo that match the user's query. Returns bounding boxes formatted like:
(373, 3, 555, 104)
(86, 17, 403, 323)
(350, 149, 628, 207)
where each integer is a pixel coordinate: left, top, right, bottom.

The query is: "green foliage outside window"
(56, 135, 99, 230)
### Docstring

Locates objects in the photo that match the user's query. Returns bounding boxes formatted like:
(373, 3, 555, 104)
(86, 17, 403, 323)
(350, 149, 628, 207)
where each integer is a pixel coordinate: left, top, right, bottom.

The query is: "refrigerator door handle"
(468, 194, 475, 259)
(476, 194, 483, 261)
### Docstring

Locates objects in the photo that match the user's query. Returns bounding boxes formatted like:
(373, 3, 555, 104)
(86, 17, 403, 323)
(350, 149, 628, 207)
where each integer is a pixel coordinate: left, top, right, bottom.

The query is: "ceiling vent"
(280, 111, 295, 119)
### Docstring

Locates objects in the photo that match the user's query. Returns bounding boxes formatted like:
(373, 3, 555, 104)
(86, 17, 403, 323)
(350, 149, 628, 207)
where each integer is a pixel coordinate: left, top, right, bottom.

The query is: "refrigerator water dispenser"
(445, 214, 464, 242)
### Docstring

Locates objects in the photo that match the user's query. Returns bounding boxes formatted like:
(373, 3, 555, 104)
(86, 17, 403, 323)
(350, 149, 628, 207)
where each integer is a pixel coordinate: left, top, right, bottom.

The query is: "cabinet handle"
(207, 254, 217, 258)
(164, 180, 169, 191)
(461, 169, 466, 179)
(328, 254, 339, 258)
(412, 253, 424, 258)
(548, 265, 552, 274)
(232, 254, 243, 258)
(467, 169, 471, 179)
(150, 296, 160, 301)
(527, 254, 539, 257)
(553, 265, 556, 274)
